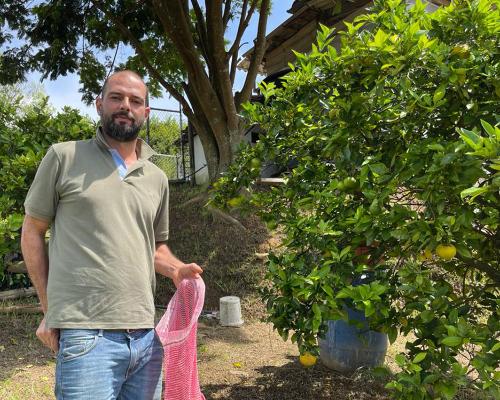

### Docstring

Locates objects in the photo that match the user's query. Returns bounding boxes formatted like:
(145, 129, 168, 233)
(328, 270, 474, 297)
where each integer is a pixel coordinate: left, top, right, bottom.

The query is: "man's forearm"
(154, 242, 203, 287)
(154, 243, 183, 280)
(21, 223, 50, 313)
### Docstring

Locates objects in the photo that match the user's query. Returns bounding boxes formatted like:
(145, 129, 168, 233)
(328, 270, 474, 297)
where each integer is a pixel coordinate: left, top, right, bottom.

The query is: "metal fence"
(145, 105, 191, 183)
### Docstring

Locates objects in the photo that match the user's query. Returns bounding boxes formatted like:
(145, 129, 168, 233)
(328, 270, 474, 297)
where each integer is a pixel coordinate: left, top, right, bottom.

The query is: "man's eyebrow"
(106, 91, 145, 101)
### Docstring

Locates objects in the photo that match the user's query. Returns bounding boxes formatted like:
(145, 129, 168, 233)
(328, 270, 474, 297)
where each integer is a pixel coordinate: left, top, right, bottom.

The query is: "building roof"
(239, 0, 371, 72)
(239, 0, 450, 74)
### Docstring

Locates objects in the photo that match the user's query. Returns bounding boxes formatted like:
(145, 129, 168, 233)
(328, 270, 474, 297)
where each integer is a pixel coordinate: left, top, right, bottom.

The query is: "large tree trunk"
(192, 119, 245, 182)
(149, 0, 269, 183)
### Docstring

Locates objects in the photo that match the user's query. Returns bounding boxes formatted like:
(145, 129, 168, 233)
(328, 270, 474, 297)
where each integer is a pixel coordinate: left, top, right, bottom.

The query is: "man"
(21, 70, 202, 399)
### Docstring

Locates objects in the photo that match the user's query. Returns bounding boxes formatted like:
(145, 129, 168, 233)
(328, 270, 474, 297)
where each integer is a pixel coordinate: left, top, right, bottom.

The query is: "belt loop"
(98, 329, 104, 337)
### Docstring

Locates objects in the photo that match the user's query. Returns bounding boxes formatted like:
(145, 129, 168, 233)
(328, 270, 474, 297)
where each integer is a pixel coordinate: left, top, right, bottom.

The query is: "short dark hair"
(100, 70, 148, 98)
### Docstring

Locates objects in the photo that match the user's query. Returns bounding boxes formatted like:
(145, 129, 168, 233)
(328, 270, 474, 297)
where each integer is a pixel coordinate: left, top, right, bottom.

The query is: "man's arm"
(154, 243, 203, 287)
(21, 215, 59, 352)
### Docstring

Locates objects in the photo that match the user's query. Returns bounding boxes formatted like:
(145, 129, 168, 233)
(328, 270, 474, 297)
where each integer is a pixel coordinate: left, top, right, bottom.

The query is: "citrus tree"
(212, 0, 499, 398)
(0, 86, 95, 288)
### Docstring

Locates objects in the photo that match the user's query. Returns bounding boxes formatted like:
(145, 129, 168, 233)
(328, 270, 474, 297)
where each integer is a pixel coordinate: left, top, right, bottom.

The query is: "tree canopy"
(0, 0, 270, 181)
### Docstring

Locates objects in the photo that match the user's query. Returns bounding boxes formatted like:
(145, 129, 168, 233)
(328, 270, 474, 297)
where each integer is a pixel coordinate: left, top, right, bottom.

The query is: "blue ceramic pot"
(318, 307, 388, 373)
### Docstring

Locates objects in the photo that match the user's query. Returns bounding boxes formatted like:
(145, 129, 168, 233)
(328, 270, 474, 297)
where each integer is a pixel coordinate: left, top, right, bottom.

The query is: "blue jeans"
(55, 329, 163, 400)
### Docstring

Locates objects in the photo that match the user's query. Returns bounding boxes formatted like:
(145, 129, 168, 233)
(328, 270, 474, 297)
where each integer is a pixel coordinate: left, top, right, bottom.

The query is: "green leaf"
(433, 85, 446, 104)
(459, 128, 482, 150)
(423, 373, 439, 384)
(480, 119, 497, 137)
(490, 342, 500, 352)
(322, 284, 334, 297)
(388, 327, 398, 344)
(455, 243, 472, 258)
(428, 143, 445, 151)
(441, 336, 462, 347)
(460, 186, 488, 201)
(435, 382, 458, 400)
(312, 303, 321, 319)
(339, 246, 351, 259)
(420, 310, 434, 323)
(413, 352, 427, 363)
(336, 287, 353, 299)
(395, 354, 406, 367)
(369, 163, 389, 175)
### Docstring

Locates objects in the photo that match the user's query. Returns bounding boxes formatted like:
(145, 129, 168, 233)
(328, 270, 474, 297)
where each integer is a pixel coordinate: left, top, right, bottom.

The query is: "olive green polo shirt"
(24, 128, 169, 329)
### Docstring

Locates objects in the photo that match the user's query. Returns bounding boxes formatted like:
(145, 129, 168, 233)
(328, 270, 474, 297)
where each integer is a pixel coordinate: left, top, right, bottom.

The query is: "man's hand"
(154, 243, 203, 287)
(173, 262, 203, 287)
(36, 316, 59, 353)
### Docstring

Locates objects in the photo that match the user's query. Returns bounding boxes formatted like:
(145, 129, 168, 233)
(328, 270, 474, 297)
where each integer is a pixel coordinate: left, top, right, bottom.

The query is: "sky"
(23, 2, 294, 121)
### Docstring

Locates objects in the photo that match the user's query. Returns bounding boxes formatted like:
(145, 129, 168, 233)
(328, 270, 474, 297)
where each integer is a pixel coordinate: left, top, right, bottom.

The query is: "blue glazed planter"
(318, 307, 388, 373)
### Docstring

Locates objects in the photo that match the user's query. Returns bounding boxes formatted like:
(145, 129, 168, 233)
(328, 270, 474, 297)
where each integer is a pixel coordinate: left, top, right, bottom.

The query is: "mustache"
(112, 111, 135, 123)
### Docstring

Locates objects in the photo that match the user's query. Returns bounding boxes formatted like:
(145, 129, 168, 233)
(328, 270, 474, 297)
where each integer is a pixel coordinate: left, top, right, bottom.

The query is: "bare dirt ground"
(197, 319, 389, 400)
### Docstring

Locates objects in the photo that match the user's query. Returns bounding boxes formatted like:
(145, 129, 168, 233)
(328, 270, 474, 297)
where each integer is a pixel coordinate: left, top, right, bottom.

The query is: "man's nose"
(119, 97, 131, 110)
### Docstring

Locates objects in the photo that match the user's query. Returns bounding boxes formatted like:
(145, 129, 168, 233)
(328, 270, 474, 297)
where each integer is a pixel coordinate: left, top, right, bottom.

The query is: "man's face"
(96, 73, 150, 142)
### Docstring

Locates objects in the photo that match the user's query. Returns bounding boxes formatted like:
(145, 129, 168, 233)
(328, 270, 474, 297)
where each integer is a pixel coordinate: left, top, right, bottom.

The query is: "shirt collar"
(95, 126, 156, 160)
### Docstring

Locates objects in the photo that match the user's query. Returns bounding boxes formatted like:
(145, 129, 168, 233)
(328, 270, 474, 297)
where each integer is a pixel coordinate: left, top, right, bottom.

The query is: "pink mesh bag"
(155, 278, 206, 400)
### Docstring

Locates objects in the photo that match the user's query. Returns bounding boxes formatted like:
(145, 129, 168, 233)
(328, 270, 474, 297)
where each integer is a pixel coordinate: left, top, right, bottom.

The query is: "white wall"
(193, 135, 209, 185)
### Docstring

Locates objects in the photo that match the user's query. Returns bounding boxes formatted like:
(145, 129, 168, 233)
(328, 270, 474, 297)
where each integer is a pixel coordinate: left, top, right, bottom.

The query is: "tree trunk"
(150, 0, 269, 183)
(196, 121, 244, 182)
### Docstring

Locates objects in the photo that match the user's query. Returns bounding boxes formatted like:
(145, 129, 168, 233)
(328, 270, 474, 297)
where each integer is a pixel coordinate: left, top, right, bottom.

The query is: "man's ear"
(96, 97, 103, 116)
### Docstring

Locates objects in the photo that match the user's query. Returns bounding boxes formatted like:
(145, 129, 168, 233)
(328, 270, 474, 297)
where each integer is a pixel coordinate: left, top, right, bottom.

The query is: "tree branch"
(226, 0, 253, 59)
(152, 0, 229, 132)
(457, 255, 500, 286)
(90, 0, 193, 117)
(191, 0, 211, 68)
(235, 0, 269, 111)
(229, 0, 256, 85)
(222, 0, 232, 30)
(206, 0, 238, 130)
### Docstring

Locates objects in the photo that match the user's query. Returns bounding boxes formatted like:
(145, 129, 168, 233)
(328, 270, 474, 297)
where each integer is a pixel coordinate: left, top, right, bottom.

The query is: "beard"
(101, 111, 143, 142)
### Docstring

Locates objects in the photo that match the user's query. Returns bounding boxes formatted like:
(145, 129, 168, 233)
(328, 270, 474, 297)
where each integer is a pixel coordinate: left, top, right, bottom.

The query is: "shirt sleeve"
(154, 175, 169, 242)
(24, 146, 61, 222)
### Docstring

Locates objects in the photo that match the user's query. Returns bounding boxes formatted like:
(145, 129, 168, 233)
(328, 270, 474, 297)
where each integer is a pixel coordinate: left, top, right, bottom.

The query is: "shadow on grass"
(198, 320, 255, 346)
(202, 357, 389, 400)
(0, 307, 55, 382)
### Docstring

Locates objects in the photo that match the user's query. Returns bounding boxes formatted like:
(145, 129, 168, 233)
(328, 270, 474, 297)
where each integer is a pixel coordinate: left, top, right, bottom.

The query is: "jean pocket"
(59, 331, 99, 362)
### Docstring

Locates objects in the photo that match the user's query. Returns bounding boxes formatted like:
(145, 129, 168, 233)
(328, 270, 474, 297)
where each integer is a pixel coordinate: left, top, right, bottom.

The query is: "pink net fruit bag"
(155, 278, 206, 400)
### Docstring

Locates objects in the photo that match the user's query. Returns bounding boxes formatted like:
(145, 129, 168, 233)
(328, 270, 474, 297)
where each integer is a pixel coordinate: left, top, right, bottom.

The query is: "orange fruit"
(417, 249, 433, 261)
(299, 352, 317, 368)
(436, 244, 456, 260)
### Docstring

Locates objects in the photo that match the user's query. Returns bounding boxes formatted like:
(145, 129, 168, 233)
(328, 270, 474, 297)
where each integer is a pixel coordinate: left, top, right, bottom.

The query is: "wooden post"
(0, 287, 37, 301)
(0, 304, 42, 314)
